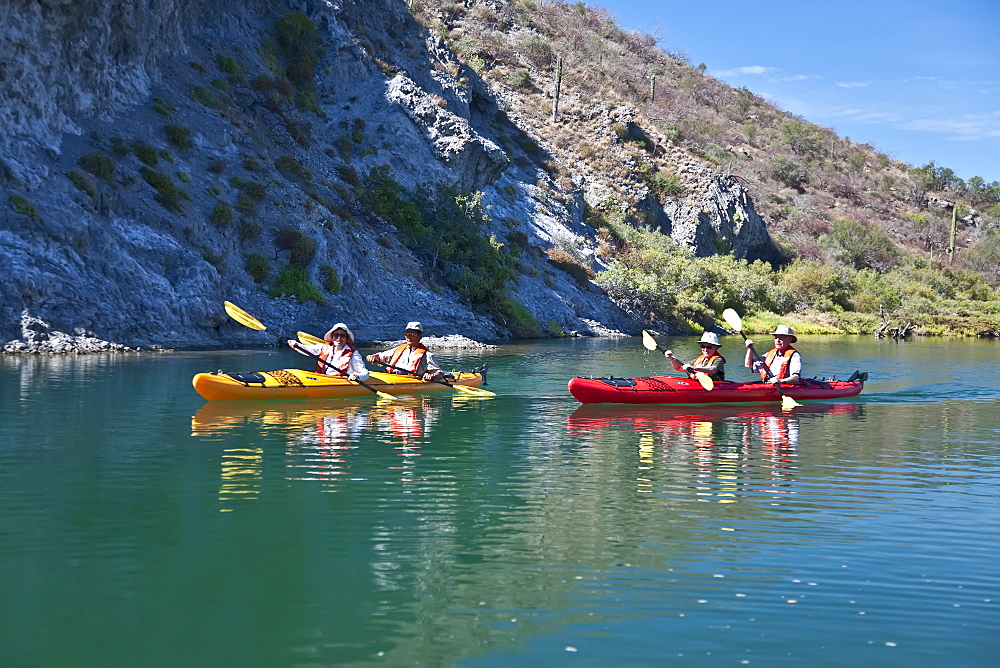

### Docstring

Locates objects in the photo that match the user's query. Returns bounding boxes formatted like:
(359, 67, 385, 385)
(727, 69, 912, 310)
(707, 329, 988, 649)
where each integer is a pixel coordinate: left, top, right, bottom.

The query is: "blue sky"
(596, 0, 1000, 183)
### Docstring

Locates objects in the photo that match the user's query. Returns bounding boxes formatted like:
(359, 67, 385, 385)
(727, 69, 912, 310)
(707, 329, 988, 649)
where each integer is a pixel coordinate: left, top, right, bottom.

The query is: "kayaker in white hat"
(744, 324, 802, 385)
(290, 322, 370, 380)
(366, 321, 444, 381)
(665, 331, 726, 381)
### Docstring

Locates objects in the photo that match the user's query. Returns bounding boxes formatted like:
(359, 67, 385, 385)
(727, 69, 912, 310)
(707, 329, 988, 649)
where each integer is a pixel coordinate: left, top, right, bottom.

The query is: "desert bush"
(217, 54, 240, 75)
(820, 218, 897, 271)
(235, 181, 266, 216)
(209, 202, 234, 227)
(268, 265, 328, 305)
(133, 141, 159, 166)
(780, 259, 852, 312)
(244, 254, 270, 283)
(68, 170, 97, 198)
(319, 264, 341, 294)
(768, 154, 807, 190)
(139, 167, 189, 212)
(80, 152, 115, 181)
(509, 67, 533, 90)
(645, 168, 684, 202)
(546, 247, 594, 285)
(8, 194, 39, 221)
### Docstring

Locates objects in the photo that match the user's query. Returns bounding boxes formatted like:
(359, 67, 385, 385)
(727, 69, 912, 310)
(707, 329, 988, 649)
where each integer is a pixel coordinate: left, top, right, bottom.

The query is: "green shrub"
(190, 85, 219, 109)
(68, 170, 97, 198)
(217, 55, 240, 75)
(646, 169, 685, 202)
(235, 181, 266, 216)
(211, 78, 228, 92)
(780, 259, 852, 312)
(546, 248, 593, 285)
(238, 221, 262, 242)
(202, 248, 226, 274)
(274, 228, 317, 267)
(272, 11, 322, 86)
(189, 62, 207, 74)
(165, 125, 194, 150)
(132, 141, 159, 166)
(244, 254, 270, 283)
(274, 155, 311, 181)
(139, 167, 189, 213)
(209, 202, 234, 227)
(8, 194, 39, 221)
(509, 68, 533, 90)
(207, 158, 226, 175)
(821, 218, 897, 271)
(319, 264, 341, 294)
(80, 152, 115, 181)
(268, 265, 328, 305)
(177, 171, 191, 183)
(768, 154, 807, 190)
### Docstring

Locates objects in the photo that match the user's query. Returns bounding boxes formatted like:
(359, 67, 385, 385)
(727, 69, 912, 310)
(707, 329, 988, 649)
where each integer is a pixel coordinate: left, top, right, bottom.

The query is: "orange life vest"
(388, 343, 427, 374)
(316, 343, 356, 375)
(760, 347, 797, 383)
(692, 352, 726, 381)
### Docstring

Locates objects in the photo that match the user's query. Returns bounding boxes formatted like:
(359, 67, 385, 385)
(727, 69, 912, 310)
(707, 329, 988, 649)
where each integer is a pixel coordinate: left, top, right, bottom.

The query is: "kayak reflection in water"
(744, 324, 802, 385)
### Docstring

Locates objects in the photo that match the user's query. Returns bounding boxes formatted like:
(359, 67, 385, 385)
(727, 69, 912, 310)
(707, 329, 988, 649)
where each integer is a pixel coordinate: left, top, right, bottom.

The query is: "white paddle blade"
(641, 330, 659, 351)
(722, 308, 743, 332)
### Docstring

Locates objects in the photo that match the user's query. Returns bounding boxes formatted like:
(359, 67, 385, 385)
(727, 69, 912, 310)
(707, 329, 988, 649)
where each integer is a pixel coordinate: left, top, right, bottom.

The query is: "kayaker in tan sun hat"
(744, 324, 802, 385)
(289, 322, 370, 380)
(665, 331, 727, 381)
(366, 321, 445, 381)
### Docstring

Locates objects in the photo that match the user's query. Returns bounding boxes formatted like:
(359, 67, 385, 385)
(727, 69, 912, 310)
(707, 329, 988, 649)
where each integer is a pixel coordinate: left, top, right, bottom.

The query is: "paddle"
(223, 301, 396, 401)
(641, 330, 715, 391)
(367, 358, 496, 397)
(721, 309, 801, 410)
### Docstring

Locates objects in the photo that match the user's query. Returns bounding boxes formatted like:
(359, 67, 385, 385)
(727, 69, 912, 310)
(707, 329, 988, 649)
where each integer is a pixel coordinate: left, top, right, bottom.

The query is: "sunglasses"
(331, 332, 348, 338)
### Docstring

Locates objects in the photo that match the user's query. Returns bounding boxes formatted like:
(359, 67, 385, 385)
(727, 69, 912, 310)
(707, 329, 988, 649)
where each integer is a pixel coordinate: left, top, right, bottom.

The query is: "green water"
(2, 336, 998, 665)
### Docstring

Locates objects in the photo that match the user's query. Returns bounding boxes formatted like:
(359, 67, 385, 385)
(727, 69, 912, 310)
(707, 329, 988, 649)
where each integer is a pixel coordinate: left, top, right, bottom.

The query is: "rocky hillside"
(0, 0, 789, 350)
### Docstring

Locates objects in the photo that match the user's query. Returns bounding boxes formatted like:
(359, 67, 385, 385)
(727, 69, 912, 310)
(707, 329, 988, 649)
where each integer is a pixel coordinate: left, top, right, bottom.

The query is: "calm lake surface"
(2, 335, 998, 665)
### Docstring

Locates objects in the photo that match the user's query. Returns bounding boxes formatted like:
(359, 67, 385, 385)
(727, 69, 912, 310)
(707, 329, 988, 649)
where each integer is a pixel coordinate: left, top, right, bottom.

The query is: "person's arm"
(290, 340, 323, 355)
(420, 350, 444, 381)
(690, 357, 723, 377)
(663, 349, 686, 373)
(365, 348, 389, 364)
(347, 350, 370, 381)
(744, 339, 757, 369)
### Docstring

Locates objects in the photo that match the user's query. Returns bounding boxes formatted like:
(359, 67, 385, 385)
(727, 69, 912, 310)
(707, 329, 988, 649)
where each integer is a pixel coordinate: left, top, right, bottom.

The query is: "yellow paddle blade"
(694, 371, 715, 391)
(449, 383, 496, 397)
(641, 330, 659, 351)
(297, 331, 325, 346)
(374, 389, 397, 402)
(722, 308, 743, 332)
(780, 394, 802, 410)
(224, 301, 266, 331)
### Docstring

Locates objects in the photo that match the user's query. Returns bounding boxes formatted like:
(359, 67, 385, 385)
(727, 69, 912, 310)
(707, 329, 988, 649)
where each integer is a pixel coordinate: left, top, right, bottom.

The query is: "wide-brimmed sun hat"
(697, 332, 721, 347)
(404, 321, 423, 334)
(769, 324, 797, 342)
(324, 322, 355, 345)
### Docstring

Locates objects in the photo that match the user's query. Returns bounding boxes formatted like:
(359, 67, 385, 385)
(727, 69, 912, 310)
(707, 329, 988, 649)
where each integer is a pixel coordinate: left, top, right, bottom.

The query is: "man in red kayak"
(744, 324, 802, 385)
(366, 321, 445, 381)
(665, 332, 726, 381)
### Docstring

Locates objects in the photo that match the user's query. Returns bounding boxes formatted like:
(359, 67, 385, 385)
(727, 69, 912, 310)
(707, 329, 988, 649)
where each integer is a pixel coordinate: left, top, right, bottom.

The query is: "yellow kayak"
(193, 368, 486, 401)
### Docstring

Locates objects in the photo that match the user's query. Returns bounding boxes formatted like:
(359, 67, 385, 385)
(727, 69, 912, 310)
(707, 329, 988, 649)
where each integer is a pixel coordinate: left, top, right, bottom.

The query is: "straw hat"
(769, 324, 797, 342)
(323, 322, 355, 345)
(697, 332, 721, 347)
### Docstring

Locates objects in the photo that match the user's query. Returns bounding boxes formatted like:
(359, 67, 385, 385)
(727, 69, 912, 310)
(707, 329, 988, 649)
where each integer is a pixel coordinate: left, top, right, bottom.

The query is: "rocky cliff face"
(0, 0, 779, 350)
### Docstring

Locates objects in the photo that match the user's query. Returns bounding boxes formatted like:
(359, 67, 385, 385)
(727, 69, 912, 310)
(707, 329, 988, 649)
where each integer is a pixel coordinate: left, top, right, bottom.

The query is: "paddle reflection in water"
(567, 403, 863, 503)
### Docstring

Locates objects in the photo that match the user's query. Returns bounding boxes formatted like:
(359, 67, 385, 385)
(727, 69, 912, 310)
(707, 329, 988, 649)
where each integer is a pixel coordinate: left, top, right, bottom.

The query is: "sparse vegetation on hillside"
(411, 0, 1000, 336)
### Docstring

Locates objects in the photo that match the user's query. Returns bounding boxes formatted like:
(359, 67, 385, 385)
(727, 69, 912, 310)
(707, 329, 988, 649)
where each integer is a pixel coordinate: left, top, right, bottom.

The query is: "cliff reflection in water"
(567, 403, 863, 502)
(192, 396, 443, 509)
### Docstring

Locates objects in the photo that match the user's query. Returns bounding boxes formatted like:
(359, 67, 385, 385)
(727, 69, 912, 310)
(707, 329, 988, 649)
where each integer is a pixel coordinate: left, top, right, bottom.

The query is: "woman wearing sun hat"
(664, 331, 727, 381)
(744, 324, 801, 385)
(289, 322, 370, 380)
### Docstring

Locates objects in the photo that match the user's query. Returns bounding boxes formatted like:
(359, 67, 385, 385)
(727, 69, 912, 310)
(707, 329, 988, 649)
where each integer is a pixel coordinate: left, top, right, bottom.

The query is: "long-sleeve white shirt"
(299, 342, 370, 381)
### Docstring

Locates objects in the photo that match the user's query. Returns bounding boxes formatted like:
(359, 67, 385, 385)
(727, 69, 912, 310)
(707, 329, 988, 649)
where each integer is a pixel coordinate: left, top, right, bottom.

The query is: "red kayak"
(567, 374, 865, 405)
